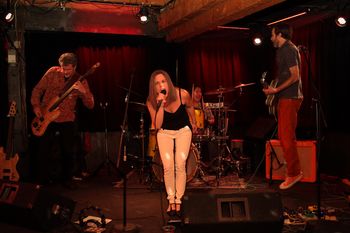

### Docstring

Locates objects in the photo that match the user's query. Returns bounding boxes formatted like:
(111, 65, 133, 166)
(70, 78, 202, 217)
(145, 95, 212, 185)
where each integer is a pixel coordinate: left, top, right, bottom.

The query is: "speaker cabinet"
(182, 190, 283, 233)
(265, 140, 316, 182)
(0, 180, 76, 231)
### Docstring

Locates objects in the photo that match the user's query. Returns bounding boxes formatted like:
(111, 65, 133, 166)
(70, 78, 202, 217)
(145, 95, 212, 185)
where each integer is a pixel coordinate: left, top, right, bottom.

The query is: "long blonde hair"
(147, 70, 177, 109)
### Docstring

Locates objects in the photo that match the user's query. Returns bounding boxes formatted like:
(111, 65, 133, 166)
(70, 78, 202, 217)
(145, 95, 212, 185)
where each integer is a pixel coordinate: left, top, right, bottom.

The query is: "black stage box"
(0, 180, 76, 232)
(181, 189, 283, 233)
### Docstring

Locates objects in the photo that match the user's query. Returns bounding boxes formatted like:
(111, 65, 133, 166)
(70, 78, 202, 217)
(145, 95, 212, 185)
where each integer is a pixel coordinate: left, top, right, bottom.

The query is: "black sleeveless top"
(161, 89, 191, 130)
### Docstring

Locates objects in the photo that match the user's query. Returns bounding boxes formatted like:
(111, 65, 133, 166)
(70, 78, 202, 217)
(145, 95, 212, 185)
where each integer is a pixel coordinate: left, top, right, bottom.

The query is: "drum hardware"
(137, 110, 146, 184)
(206, 90, 243, 185)
(190, 140, 211, 185)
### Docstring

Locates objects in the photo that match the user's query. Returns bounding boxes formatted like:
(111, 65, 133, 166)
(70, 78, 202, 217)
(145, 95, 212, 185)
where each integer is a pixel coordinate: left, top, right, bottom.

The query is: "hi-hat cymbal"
(234, 82, 255, 88)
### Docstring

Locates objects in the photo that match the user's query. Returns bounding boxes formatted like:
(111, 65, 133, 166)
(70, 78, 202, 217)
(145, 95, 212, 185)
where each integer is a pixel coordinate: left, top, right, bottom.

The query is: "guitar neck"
(5, 113, 15, 160)
(48, 63, 100, 112)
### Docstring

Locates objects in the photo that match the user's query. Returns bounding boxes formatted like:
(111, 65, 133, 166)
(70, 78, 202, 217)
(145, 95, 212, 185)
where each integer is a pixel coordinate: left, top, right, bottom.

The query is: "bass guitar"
(0, 101, 20, 181)
(260, 71, 278, 118)
(31, 62, 100, 137)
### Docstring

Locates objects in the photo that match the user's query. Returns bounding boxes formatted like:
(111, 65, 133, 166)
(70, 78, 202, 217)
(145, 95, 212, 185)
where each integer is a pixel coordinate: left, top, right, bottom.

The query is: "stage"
(1, 165, 350, 233)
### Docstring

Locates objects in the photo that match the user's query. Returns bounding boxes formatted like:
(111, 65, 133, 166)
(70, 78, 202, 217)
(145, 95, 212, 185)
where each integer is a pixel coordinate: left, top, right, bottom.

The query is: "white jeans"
(157, 126, 192, 204)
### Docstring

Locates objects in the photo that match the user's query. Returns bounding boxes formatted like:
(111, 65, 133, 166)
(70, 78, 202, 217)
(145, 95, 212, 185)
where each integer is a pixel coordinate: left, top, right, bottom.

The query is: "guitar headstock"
(7, 101, 17, 118)
(260, 72, 267, 84)
(84, 62, 101, 77)
(93, 62, 101, 69)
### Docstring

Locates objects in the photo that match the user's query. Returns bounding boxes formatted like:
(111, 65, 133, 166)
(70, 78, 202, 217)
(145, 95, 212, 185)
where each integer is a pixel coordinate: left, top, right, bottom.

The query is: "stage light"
(335, 16, 347, 27)
(137, 6, 149, 24)
(5, 12, 14, 23)
(252, 35, 262, 46)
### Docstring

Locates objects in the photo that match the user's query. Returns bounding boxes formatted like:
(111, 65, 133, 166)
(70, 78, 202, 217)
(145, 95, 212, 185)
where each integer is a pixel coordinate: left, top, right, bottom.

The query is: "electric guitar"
(31, 62, 100, 137)
(0, 101, 20, 181)
(260, 72, 278, 118)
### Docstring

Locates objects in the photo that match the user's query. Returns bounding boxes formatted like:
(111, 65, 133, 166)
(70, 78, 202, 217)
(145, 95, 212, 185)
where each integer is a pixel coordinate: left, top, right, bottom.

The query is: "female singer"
(146, 70, 197, 217)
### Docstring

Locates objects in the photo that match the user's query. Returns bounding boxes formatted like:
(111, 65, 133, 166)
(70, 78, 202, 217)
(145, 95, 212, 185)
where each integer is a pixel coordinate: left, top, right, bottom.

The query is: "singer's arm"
(147, 100, 164, 130)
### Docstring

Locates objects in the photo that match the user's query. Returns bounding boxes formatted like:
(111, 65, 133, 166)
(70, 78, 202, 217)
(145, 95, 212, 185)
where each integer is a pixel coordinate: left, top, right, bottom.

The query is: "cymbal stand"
(138, 111, 146, 184)
(215, 92, 226, 186)
(192, 141, 210, 185)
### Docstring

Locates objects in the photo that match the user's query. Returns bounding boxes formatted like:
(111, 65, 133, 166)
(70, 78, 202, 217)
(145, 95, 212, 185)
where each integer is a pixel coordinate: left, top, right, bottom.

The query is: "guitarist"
(262, 24, 303, 190)
(30, 52, 94, 188)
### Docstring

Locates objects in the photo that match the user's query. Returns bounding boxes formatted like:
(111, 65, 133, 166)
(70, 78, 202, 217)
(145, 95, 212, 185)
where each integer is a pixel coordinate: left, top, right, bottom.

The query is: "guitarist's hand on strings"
(263, 86, 278, 96)
(73, 81, 86, 94)
(33, 106, 42, 118)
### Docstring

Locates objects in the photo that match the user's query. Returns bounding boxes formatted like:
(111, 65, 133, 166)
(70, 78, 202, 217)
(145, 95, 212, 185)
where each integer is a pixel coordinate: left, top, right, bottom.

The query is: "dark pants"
(34, 122, 77, 184)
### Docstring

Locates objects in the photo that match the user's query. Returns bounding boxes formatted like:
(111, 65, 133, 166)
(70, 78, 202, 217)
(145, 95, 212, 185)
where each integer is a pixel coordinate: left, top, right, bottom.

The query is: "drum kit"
(127, 82, 255, 186)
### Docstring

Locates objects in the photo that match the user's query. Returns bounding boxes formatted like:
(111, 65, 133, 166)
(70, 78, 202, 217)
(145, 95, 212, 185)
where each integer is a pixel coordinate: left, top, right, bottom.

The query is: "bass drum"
(152, 143, 199, 183)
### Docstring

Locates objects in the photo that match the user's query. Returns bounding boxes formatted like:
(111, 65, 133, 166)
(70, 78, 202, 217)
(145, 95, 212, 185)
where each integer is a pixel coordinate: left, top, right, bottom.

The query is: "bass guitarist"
(262, 24, 303, 190)
(30, 52, 94, 188)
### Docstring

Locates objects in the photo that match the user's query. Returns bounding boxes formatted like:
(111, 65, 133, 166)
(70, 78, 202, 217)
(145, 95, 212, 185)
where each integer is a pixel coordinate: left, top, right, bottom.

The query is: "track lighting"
(137, 6, 149, 24)
(252, 35, 262, 46)
(335, 16, 347, 27)
(5, 12, 14, 23)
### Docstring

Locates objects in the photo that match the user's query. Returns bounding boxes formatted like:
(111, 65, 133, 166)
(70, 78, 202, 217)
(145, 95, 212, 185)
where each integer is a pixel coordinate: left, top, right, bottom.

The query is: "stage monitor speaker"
(265, 140, 316, 182)
(0, 180, 76, 232)
(181, 190, 284, 233)
(305, 220, 350, 233)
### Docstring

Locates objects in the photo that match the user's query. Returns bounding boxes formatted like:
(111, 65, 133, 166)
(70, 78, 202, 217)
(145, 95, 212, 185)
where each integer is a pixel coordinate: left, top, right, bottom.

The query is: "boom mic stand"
(267, 125, 283, 185)
(113, 72, 139, 233)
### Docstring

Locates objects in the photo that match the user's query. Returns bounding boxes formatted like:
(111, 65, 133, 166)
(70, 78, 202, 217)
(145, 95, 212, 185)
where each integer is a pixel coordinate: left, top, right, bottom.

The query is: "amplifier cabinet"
(265, 140, 316, 182)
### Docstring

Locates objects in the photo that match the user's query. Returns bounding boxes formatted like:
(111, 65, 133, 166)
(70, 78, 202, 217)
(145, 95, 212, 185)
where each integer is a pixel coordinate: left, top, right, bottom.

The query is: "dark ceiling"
(227, 0, 349, 28)
(1, 0, 349, 42)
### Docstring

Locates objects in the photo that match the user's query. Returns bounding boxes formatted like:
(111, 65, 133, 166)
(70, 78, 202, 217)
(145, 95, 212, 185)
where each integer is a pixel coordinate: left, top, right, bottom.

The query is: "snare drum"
(152, 143, 199, 183)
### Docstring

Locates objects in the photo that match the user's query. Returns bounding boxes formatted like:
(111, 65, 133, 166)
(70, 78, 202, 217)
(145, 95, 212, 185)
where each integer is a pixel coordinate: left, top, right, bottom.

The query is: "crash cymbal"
(129, 101, 146, 112)
(205, 87, 235, 95)
(234, 82, 255, 88)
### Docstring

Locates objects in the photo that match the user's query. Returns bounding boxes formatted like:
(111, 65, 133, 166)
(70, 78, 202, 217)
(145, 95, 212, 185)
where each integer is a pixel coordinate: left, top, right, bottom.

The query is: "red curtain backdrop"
(23, 16, 350, 138)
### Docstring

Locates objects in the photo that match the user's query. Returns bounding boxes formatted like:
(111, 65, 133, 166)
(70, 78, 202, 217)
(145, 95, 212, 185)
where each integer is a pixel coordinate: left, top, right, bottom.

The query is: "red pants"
(277, 98, 303, 177)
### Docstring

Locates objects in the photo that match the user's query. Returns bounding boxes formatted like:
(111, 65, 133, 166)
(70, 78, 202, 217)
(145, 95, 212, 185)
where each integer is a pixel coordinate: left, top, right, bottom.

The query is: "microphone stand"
(267, 125, 283, 185)
(91, 102, 120, 177)
(113, 72, 139, 233)
(300, 45, 327, 220)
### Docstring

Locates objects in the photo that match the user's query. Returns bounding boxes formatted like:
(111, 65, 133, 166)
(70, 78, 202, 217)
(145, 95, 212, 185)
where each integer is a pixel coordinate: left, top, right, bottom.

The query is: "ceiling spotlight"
(137, 6, 149, 24)
(252, 36, 262, 46)
(335, 16, 347, 27)
(5, 12, 14, 23)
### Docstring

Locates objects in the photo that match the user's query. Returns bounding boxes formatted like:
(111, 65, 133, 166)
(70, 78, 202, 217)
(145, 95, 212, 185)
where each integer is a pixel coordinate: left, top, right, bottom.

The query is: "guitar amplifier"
(265, 140, 316, 182)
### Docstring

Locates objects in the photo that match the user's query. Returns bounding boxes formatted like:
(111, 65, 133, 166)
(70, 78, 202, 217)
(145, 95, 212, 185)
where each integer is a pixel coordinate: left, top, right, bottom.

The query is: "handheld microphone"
(156, 89, 167, 111)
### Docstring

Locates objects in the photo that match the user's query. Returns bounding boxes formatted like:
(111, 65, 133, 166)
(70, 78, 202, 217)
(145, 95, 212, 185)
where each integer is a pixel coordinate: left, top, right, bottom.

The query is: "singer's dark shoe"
(175, 204, 181, 217)
(167, 204, 176, 217)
